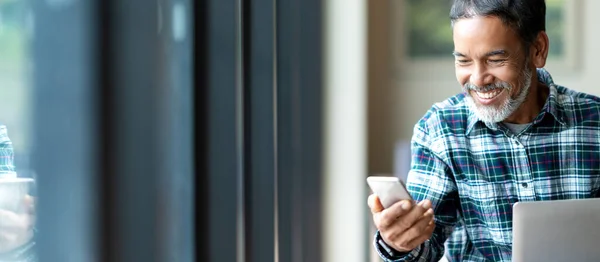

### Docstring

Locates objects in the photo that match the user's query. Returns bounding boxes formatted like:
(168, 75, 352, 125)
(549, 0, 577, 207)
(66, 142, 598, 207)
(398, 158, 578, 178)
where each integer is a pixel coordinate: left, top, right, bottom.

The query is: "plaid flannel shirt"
(375, 68, 600, 262)
(0, 125, 15, 178)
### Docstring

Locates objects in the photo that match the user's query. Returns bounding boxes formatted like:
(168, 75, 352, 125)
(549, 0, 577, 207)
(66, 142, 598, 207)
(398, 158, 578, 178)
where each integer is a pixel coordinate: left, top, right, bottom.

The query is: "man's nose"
(469, 65, 494, 88)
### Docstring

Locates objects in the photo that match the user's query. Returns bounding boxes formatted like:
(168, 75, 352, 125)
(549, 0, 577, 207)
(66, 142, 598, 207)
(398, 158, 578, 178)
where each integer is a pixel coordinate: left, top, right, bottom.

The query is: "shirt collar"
(466, 68, 566, 135)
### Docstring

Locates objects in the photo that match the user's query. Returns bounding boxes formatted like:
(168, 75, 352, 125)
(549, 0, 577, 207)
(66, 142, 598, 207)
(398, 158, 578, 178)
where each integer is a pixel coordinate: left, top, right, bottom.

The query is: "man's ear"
(530, 31, 549, 68)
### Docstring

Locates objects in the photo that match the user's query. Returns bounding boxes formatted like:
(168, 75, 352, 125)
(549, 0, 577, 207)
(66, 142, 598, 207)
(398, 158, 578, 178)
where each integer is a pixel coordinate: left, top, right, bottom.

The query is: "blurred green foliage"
(0, 0, 31, 152)
(0, 0, 27, 64)
(406, 0, 565, 58)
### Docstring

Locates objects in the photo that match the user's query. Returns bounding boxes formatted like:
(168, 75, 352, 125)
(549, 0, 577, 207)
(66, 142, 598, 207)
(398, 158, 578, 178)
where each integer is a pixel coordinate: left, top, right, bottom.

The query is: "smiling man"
(368, 0, 600, 261)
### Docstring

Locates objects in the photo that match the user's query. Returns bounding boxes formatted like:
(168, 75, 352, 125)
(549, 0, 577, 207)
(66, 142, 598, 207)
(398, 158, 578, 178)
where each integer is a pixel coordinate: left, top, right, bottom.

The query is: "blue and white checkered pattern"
(0, 125, 16, 179)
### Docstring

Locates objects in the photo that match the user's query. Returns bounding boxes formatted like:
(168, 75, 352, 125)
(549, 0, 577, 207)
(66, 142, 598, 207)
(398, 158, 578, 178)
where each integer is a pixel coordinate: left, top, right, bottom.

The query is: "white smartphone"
(366, 176, 413, 209)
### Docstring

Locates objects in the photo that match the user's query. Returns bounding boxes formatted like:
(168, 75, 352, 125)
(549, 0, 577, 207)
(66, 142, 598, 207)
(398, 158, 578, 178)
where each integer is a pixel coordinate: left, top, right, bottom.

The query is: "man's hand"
(368, 194, 435, 253)
(0, 195, 35, 253)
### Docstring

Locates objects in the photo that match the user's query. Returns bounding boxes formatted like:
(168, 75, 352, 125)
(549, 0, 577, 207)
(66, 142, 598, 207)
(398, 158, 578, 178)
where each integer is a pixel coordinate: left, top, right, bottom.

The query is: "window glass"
(0, 0, 35, 260)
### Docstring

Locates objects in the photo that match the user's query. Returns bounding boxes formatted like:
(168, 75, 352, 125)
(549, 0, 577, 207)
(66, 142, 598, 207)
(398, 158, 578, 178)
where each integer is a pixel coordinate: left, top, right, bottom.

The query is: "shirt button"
(521, 182, 528, 188)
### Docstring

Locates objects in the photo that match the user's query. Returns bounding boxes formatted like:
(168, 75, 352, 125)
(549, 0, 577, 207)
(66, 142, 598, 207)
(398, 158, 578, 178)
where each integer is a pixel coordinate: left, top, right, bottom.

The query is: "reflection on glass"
(405, 0, 565, 58)
(0, 0, 35, 260)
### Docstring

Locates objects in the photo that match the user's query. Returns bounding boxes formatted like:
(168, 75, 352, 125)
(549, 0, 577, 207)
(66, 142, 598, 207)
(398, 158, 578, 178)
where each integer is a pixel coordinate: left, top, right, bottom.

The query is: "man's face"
(453, 16, 533, 124)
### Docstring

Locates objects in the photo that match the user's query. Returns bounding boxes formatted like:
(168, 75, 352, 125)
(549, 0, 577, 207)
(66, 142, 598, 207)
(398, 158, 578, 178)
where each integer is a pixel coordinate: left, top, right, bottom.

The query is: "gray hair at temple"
(450, 0, 547, 51)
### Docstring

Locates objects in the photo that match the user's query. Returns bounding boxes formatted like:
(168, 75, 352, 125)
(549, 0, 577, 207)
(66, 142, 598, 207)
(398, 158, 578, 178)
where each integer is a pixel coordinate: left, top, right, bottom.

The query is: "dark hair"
(450, 0, 546, 47)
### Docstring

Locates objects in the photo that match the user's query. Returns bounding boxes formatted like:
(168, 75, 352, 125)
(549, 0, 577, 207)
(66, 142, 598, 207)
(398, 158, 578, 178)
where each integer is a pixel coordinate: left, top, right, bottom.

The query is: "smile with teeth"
(474, 88, 503, 99)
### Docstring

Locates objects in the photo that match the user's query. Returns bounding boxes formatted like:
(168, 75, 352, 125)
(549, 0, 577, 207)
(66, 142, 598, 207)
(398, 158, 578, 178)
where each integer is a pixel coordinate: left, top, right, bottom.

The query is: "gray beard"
(463, 68, 533, 125)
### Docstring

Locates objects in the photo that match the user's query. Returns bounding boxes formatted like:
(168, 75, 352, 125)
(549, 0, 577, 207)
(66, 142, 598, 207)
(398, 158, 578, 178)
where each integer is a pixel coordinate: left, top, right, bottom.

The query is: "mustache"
(463, 82, 511, 92)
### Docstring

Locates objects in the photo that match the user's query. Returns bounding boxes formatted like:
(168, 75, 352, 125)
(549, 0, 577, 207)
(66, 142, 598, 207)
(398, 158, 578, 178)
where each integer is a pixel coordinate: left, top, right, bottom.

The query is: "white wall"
(579, 0, 600, 94)
(322, 0, 368, 262)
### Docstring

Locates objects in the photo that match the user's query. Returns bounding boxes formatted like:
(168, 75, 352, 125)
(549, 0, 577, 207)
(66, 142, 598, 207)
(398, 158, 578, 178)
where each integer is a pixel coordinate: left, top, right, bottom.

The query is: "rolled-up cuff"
(374, 230, 423, 261)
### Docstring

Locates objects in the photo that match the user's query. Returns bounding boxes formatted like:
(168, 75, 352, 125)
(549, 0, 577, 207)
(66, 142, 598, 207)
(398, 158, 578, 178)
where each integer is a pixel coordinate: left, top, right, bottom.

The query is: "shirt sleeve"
(0, 125, 16, 177)
(373, 122, 460, 262)
(373, 230, 423, 261)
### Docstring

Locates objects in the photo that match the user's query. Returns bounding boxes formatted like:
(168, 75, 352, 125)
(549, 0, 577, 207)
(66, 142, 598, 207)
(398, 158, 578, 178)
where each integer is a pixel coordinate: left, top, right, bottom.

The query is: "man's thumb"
(368, 194, 384, 213)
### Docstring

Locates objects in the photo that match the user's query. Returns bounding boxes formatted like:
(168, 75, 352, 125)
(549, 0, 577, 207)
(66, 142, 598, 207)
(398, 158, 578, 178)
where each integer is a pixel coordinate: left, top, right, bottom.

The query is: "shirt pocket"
(460, 180, 517, 246)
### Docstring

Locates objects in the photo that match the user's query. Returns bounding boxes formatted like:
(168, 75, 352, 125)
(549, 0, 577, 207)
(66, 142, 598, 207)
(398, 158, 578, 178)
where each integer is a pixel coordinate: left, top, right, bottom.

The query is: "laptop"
(512, 198, 600, 262)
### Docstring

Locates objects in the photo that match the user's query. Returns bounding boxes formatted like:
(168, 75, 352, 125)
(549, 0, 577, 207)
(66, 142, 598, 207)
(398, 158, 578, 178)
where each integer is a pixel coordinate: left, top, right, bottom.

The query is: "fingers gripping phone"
(367, 176, 413, 209)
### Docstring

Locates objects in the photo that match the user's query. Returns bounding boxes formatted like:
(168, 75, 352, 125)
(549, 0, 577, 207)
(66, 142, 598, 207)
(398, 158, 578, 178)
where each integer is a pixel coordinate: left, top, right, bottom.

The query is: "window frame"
(27, 0, 326, 260)
(199, 0, 325, 261)
(33, 0, 195, 261)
